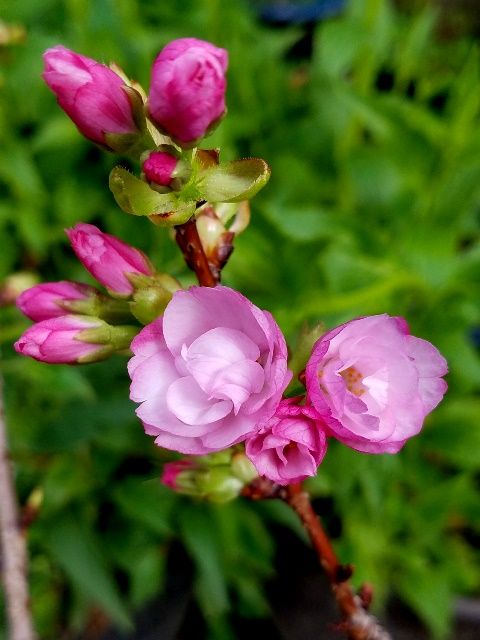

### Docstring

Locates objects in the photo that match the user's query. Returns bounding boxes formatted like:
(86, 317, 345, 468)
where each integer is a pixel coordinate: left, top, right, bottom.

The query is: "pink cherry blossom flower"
(142, 150, 179, 187)
(14, 315, 105, 364)
(16, 281, 97, 322)
(128, 286, 291, 454)
(305, 315, 448, 454)
(66, 223, 153, 296)
(42, 46, 138, 147)
(246, 398, 328, 485)
(148, 38, 228, 144)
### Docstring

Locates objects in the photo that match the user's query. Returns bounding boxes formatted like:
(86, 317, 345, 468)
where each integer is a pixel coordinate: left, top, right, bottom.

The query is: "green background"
(1, 0, 480, 637)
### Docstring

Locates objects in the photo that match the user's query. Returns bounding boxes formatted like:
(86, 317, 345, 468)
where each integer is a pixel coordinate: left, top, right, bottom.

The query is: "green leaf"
(45, 515, 131, 629)
(178, 504, 229, 619)
(113, 478, 174, 536)
(199, 159, 271, 203)
(109, 167, 195, 224)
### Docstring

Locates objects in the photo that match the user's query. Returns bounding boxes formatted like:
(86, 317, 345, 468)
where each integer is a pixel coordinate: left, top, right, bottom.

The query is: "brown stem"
(0, 371, 36, 640)
(175, 217, 219, 287)
(243, 479, 392, 640)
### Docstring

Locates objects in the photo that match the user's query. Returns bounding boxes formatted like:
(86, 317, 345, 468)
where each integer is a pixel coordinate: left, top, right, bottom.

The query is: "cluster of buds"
(43, 39, 270, 265)
(14, 224, 180, 364)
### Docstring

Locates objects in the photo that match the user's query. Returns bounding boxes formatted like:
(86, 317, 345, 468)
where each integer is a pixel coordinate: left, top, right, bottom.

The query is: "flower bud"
(161, 460, 243, 503)
(142, 150, 178, 187)
(42, 45, 141, 151)
(14, 315, 138, 364)
(161, 460, 197, 491)
(66, 223, 154, 297)
(16, 281, 98, 322)
(148, 38, 228, 146)
(0, 272, 39, 306)
(231, 452, 258, 483)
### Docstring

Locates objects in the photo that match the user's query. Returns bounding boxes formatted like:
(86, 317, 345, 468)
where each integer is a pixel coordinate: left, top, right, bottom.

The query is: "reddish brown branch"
(0, 372, 36, 640)
(243, 479, 392, 640)
(175, 217, 219, 287)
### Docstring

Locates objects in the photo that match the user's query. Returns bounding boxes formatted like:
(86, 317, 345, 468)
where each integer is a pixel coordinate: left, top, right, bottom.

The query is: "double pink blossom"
(42, 46, 138, 147)
(17, 281, 97, 322)
(66, 223, 153, 296)
(148, 38, 228, 144)
(305, 315, 448, 454)
(128, 286, 291, 454)
(246, 399, 328, 485)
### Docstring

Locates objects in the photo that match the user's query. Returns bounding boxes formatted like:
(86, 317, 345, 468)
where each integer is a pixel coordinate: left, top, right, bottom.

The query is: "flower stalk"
(0, 370, 36, 640)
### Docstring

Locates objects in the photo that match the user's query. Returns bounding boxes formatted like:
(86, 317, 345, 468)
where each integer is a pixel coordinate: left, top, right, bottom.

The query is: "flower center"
(340, 366, 365, 396)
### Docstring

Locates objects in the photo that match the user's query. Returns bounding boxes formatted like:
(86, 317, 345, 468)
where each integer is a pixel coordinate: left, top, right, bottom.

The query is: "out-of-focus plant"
(0, 1, 479, 639)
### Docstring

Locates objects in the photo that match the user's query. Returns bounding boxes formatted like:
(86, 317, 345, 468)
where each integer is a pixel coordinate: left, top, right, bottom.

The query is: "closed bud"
(148, 38, 228, 146)
(0, 272, 39, 306)
(16, 281, 99, 322)
(66, 223, 154, 297)
(142, 146, 191, 190)
(14, 315, 138, 364)
(42, 46, 147, 152)
(231, 452, 258, 483)
(160, 457, 244, 503)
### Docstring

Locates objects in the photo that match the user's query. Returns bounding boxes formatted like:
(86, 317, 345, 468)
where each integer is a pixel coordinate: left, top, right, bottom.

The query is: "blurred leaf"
(45, 515, 131, 629)
(178, 504, 229, 619)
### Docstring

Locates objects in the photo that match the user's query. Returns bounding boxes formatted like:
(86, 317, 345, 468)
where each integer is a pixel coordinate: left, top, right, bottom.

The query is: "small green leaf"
(109, 166, 178, 216)
(199, 158, 271, 203)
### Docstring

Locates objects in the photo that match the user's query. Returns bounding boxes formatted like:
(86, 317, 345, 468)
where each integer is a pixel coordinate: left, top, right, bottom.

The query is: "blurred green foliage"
(1, 0, 480, 638)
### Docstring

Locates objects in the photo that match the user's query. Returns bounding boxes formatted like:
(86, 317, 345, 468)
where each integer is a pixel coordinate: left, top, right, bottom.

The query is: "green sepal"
(127, 273, 182, 324)
(198, 158, 271, 203)
(285, 321, 326, 395)
(110, 166, 196, 225)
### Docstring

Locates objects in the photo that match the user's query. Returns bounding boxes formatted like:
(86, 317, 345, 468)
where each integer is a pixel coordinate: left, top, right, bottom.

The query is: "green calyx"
(109, 147, 271, 227)
(109, 166, 196, 225)
(61, 294, 133, 325)
(76, 321, 139, 363)
(127, 273, 182, 324)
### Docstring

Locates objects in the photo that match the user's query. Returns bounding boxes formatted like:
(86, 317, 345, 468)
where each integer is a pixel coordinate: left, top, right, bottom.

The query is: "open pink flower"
(148, 38, 228, 144)
(14, 315, 104, 364)
(66, 223, 153, 296)
(17, 281, 97, 322)
(305, 315, 448, 454)
(43, 45, 138, 147)
(246, 398, 327, 485)
(128, 286, 291, 454)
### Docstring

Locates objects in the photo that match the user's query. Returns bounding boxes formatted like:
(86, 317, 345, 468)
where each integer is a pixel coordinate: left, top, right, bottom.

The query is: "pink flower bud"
(148, 38, 228, 145)
(66, 223, 153, 296)
(14, 316, 106, 364)
(142, 150, 179, 187)
(17, 281, 97, 322)
(42, 45, 138, 147)
(246, 399, 328, 485)
(161, 460, 196, 490)
(305, 315, 448, 454)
